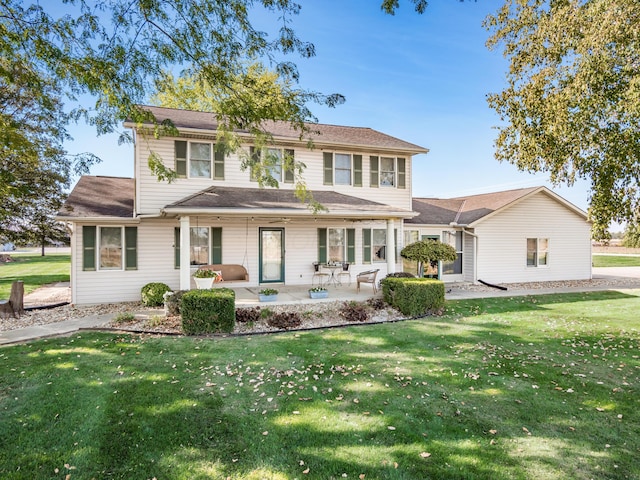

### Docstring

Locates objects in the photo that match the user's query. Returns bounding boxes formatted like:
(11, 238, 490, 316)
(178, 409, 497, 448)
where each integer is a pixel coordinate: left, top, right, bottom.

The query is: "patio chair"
(312, 262, 330, 287)
(356, 269, 380, 293)
(337, 262, 351, 286)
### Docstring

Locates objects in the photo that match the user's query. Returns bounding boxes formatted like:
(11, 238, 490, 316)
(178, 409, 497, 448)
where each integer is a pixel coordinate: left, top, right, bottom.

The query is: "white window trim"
(527, 238, 549, 268)
(190, 226, 210, 266)
(176, 140, 216, 180)
(372, 228, 387, 263)
(328, 227, 347, 263)
(97, 226, 124, 271)
(379, 156, 396, 188)
(334, 152, 352, 186)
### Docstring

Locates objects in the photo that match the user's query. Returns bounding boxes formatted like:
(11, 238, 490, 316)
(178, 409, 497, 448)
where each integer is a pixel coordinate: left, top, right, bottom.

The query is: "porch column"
(179, 216, 191, 290)
(386, 218, 396, 274)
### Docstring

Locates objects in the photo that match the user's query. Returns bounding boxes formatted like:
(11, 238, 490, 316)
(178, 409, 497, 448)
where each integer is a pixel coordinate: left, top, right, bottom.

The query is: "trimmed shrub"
(164, 289, 187, 316)
(181, 288, 235, 334)
(381, 277, 445, 317)
(141, 282, 172, 307)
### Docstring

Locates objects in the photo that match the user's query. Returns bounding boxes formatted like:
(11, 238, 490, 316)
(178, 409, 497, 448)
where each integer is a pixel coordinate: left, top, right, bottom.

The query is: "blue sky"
(64, 0, 593, 216)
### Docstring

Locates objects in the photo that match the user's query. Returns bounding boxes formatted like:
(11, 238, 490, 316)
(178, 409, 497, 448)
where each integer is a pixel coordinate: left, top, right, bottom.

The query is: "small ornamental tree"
(400, 240, 457, 278)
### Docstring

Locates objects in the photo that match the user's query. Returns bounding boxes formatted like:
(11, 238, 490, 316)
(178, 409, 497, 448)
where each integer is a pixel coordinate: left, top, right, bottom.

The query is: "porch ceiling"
(162, 186, 417, 220)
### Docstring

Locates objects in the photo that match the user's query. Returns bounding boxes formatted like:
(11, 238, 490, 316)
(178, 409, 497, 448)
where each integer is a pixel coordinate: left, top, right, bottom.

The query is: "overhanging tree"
(400, 240, 458, 277)
(484, 0, 640, 239)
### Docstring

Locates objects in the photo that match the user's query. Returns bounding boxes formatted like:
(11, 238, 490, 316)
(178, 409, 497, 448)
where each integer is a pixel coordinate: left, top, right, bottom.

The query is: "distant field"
(0, 254, 70, 298)
(592, 254, 640, 267)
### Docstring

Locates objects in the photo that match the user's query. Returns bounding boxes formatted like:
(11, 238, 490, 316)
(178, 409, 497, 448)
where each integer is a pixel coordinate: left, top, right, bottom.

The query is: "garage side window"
(527, 238, 548, 267)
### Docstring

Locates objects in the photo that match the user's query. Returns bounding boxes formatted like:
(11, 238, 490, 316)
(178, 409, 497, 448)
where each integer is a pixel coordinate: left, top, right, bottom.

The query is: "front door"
(259, 228, 285, 284)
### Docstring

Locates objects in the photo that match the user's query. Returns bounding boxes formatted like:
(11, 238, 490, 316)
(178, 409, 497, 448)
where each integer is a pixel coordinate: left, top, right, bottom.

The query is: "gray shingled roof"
(128, 105, 428, 154)
(408, 187, 543, 225)
(58, 176, 134, 219)
(164, 185, 414, 217)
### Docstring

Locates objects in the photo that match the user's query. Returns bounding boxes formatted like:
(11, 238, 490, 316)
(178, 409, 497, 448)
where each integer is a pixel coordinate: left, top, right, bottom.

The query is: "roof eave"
(126, 124, 429, 155)
(162, 206, 417, 219)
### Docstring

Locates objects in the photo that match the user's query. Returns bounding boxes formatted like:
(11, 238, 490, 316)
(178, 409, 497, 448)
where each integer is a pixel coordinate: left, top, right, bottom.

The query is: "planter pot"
(259, 294, 278, 302)
(309, 290, 329, 299)
(194, 277, 214, 289)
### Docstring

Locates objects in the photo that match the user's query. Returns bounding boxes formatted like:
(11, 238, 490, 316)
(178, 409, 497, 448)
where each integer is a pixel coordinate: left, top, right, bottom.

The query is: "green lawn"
(0, 254, 70, 298)
(1, 290, 639, 479)
(592, 254, 640, 267)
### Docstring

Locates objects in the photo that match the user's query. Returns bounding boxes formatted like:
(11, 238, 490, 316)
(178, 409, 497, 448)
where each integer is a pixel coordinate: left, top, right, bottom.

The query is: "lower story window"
(527, 238, 548, 267)
(442, 231, 463, 275)
(328, 228, 346, 263)
(372, 229, 387, 262)
(100, 227, 122, 270)
(82, 225, 137, 271)
(190, 227, 209, 265)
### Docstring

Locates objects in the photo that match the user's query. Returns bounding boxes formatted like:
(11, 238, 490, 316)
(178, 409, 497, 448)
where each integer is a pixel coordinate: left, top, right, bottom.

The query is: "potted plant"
(259, 288, 279, 302)
(308, 286, 329, 299)
(193, 268, 218, 289)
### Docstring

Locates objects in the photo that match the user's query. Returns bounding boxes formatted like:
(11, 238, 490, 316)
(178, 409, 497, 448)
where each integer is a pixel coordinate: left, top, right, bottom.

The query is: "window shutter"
(82, 226, 96, 271)
(211, 227, 222, 264)
(125, 227, 137, 270)
(174, 227, 180, 269)
(175, 141, 187, 177)
(250, 146, 259, 182)
(353, 155, 362, 187)
(284, 149, 295, 183)
(347, 228, 356, 263)
(397, 158, 406, 189)
(213, 147, 225, 180)
(362, 228, 372, 264)
(318, 228, 327, 263)
(370, 156, 379, 188)
(323, 152, 333, 185)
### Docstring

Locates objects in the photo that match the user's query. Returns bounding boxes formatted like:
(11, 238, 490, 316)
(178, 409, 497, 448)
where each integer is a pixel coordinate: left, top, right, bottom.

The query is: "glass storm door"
(259, 228, 284, 284)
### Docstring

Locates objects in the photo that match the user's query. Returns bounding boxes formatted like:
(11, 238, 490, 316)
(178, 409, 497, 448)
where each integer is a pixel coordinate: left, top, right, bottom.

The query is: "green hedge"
(181, 288, 236, 335)
(381, 277, 445, 317)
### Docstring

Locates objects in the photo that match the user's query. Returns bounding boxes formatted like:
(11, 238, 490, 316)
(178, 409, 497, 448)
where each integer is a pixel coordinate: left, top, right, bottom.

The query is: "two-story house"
(58, 106, 428, 304)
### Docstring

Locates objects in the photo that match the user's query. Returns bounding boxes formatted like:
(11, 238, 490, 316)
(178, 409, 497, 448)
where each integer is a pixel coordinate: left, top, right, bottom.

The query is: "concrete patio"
(232, 283, 380, 308)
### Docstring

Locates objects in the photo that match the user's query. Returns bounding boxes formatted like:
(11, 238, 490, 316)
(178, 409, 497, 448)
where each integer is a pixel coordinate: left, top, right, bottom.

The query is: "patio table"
(322, 264, 343, 287)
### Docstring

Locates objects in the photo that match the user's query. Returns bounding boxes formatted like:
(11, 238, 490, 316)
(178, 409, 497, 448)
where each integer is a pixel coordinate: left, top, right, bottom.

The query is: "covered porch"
(220, 283, 382, 308)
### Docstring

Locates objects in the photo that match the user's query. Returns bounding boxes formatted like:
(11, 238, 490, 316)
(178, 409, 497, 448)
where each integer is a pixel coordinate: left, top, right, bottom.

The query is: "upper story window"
(250, 147, 294, 184)
(323, 152, 362, 187)
(370, 156, 406, 189)
(175, 140, 224, 180)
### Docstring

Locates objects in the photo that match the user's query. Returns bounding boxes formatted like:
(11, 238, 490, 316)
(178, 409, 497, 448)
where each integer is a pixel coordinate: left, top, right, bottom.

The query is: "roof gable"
(408, 187, 588, 226)
(126, 105, 428, 154)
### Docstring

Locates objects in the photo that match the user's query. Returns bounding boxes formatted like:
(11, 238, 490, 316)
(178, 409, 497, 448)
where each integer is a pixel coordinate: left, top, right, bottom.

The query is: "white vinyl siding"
(136, 137, 413, 214)
(474, 193, 591, 283)
(71, 219, 400, 304)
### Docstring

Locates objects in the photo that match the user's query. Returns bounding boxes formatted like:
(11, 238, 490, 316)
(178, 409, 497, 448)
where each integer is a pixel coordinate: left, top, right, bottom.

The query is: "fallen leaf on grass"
(522, 427, 531, 436)
(489, 429, 497, 435)
(303, 468, 310, 474)
(388, 426, 396, 430)
(420, 452, 431, 458)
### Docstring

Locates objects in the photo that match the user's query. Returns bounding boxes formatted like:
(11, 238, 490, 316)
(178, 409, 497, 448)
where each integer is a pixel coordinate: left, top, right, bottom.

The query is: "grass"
(1, 290, 639, 479)
(592, 254, 640, 267)
(0, 254, 70, 298)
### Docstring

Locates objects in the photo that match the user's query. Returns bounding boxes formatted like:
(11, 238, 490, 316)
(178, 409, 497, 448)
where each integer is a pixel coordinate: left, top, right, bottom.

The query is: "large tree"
(485, 0, 640, 239)
(1, 1, 429, 223)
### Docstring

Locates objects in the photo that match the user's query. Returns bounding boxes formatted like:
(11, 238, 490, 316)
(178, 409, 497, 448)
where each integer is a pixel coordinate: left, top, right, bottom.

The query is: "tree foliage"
(400, 240, 458, 276)
(622, 222, 640, 248)
(485, 0, 640, 239)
